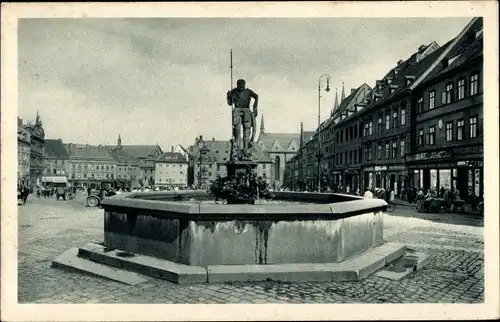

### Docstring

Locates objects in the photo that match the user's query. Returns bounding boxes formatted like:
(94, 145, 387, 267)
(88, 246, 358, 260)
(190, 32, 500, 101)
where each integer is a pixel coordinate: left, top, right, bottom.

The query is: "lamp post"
(316, 74, 331, 192)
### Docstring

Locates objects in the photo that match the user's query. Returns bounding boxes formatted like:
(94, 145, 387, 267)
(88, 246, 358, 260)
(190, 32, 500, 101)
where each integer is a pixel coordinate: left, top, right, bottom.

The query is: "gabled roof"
(156, 152, 188, 163)
(66, 144, 115, 162)
(420, 19, 483, 85)
(109, 148, 138, 165)
(258, 133, 301, 152)
(118, 145, 162, 159)
(45, 139, 69, 159)
(332, 84, 371, 119)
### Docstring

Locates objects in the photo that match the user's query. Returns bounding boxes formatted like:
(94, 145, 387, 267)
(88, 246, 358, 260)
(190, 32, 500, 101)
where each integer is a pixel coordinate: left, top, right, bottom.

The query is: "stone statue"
(227, 79, 258, 160)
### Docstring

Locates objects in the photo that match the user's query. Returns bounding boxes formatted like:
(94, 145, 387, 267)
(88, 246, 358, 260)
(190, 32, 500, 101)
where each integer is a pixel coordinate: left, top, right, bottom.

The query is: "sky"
(18, 17, 473, 149)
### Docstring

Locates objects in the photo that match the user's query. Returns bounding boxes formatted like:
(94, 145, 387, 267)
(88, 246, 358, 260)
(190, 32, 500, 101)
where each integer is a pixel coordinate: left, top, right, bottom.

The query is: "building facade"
(43, 139, 70, 178)
(407, 18, 483, 201)
(155, 152, 189, 187)
(24, 112, 45, 186)
(190, 136, 273, 188)
(17, 119, 31, 186)
(111, 135, 163, 187)
(255, 115, 305, 188)
(65, 143, 117, 189)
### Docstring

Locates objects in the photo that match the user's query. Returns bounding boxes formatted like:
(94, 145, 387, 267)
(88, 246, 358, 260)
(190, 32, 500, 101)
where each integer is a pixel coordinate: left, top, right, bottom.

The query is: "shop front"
(406, 151, 483, 201)
(344, 168, 361, 194)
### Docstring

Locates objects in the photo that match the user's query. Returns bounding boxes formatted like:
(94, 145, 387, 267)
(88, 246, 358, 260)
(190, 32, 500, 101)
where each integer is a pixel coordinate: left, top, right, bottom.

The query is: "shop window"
(446, 122, 453, 142)
(470, 73, 479, 96)
(429, 90, 436, 110)
(457, 119, 464, 140)
(457, 78, 465, 100)
(470, 116, 478, 138)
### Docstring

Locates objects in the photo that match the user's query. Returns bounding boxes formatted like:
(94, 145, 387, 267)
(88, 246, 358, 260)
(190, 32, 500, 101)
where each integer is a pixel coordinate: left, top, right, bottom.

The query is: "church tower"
(331, 88, 339, 117)
(341, 82, 346, 102)
(260, 114, 265, 134)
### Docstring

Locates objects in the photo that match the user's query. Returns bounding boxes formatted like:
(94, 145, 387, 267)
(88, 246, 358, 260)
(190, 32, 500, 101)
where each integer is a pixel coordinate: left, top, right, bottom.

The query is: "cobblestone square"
(16, 195, 484, 304)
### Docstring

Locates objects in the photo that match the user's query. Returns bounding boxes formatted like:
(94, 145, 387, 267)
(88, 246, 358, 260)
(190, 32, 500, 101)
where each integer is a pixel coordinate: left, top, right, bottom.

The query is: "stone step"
(78, 243, 207, 284)
(373, 249, 430, 281)
(51, 247, 148, 286)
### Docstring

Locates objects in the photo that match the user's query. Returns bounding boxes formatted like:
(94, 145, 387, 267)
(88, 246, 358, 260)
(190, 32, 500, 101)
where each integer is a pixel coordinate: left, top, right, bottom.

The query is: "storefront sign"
(457, 160, 483, 167)
(406, 150, 450, 162)
(364, 167, 374, 172)
(389, 165, 406, 171)
(374, 166, 387, 171)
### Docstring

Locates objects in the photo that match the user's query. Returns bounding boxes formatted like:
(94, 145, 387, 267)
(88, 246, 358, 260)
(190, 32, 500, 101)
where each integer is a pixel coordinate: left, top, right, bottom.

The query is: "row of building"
(284, 17, 484, 200)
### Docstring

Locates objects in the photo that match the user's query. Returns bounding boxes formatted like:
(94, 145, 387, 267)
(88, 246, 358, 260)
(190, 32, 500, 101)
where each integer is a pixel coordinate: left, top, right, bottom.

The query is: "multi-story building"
(65, 143, 117, 189)
(17, 118, 31, 186)
(155, 152, 189, 187)
(43, 139, 70, 177)
(283, 122, 314, 190)
(407, 17, 483, 200)
(330, 84, 372, 192)
(111, 135, 162, 187)
(190, 136, 273, 187)
(24, 112, 45, 186)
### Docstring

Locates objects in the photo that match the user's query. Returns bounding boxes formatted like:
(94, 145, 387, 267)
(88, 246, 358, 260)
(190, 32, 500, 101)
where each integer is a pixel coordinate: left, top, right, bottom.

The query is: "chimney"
(171, 145, 174, 152)
(397, 59, 404, 66)
(418, 44, 427, 53)
(351, 88, 356, 94)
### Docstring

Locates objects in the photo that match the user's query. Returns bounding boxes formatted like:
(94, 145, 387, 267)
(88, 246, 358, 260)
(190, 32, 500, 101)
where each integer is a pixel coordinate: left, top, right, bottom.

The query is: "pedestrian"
(363, 187, 374, 199)
(21, 185, 29, 205)
(346, 185, 350, 194)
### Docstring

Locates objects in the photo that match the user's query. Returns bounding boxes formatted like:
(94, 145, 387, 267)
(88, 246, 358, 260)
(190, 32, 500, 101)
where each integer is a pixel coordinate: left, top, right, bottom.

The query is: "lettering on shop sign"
(457, 160, 483, 167)
(374, 166, 387, 171)
(407, 150, 450, 162)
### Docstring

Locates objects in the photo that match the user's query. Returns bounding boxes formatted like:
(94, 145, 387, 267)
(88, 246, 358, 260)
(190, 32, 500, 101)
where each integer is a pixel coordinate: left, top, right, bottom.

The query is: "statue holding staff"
(227, 79, 258, 159)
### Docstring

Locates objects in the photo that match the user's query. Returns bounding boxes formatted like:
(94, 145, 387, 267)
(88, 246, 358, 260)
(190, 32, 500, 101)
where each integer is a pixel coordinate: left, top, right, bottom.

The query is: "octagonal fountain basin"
(99, 190, 388, 267)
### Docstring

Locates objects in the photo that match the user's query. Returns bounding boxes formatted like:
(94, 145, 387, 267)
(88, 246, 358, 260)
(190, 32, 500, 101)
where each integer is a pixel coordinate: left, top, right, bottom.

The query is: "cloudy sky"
(18, 17, 472, 149)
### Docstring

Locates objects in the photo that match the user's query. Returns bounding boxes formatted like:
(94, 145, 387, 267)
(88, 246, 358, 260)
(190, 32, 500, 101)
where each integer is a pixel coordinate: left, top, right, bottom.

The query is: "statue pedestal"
(226, 160, 257, 178)
(225, 160, 258, 205)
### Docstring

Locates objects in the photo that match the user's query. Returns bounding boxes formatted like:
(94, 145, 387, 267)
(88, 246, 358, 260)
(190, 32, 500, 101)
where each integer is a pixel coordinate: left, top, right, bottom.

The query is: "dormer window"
(448, 55, 461, 66)
(405, 75, 415, 86)
(387, 78, 393, 84)
(394, 68, 400, 75)
(475, 27, 483, 39)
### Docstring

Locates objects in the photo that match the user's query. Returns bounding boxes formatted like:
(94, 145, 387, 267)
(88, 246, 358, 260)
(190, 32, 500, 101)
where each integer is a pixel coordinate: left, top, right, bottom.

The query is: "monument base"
(226, 160, 257, 177)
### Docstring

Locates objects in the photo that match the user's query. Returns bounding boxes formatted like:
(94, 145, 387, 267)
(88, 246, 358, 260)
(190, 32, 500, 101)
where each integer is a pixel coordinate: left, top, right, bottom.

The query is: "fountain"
(53, 79, 411, 285)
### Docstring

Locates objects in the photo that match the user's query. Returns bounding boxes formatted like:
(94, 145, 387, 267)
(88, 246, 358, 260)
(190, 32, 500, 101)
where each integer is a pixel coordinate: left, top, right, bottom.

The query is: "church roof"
(257, 132, 301, 151)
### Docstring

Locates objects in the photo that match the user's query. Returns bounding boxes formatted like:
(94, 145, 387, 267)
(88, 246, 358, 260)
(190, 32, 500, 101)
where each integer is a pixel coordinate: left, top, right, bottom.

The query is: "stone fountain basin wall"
(101, 191, 387, 266)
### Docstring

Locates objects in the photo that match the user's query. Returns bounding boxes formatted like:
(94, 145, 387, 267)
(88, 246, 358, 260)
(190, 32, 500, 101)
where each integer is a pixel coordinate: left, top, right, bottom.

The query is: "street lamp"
(197, 136, 209, 188)
(317, 73, 331, 192)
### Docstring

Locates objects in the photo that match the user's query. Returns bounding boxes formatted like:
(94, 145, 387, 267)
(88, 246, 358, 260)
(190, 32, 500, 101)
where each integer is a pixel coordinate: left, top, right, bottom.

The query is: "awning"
(41, 176, 68, 184)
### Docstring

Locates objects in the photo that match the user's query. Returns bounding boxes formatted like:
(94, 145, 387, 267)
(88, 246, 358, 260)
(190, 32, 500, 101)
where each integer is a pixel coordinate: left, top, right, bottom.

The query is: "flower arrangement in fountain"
(209, 172, 274, 204)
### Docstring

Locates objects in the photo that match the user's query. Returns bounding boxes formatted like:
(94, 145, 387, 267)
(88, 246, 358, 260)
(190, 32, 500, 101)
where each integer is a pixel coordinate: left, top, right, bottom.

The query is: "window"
(377, 143, 382, 160)
(429, 90, 435, 110)
(417, 97, 424, 113)
(457, 78, 465, 100)
(392, 110, 398, 128)
(446, 122, 453, 142)
(457, 119, 464, 140)
(401, 108, 406, 126)
(369, 121, 373, 135)
(368, 146, 372, 161)
(385, 113, 390, 130)
(392, 142, 397, 159)
(428, 126, 436, 145)
(385, 143, 390, 159)
(442, 83, 453, 104)
(377, 114, 383, 133)
(470, 116, 478, 138)
(418, 129, 424, 146)
(470, 73, 479, 96)
(400, 141, 405, 157)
